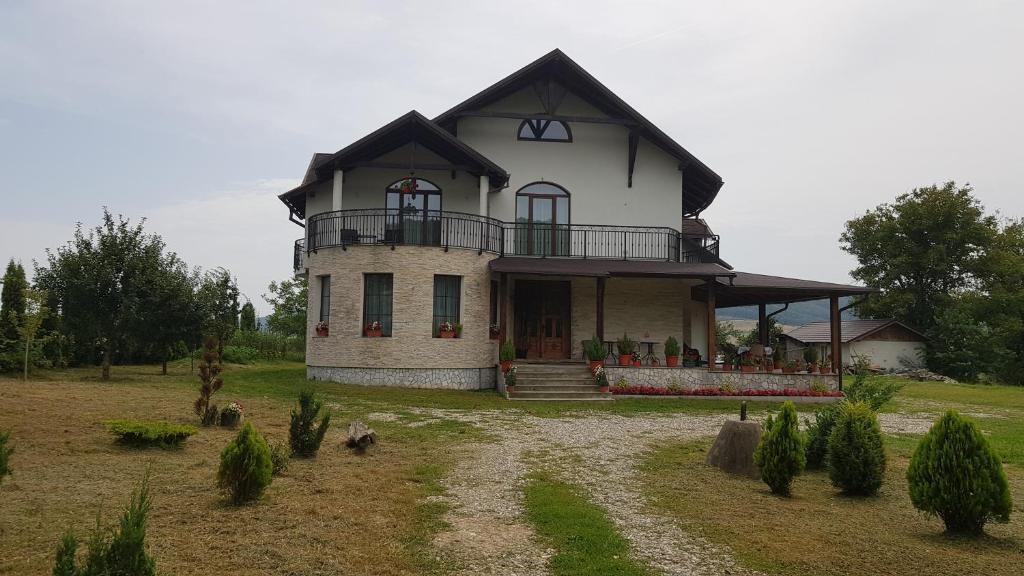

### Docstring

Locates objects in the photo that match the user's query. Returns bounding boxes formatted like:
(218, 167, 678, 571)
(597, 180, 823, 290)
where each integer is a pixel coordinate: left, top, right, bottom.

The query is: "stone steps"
(509, 363, 608, 401)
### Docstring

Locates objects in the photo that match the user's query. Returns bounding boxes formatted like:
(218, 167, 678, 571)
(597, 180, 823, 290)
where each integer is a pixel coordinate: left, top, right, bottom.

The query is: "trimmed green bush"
(584, 335, 605, 361)
(500, 339, 515, 362)
(907, 410, 1012, 533)
(106, 420, 197, 448)
(52, 475, 156, 576)
(269, 440, 291, 476)
(217, 422, 273, 505)
(753, 401, 805, 496)
(664, 336, 681, 358)
(0, 430, 12, 483)
(804, 403, 841, 469)
(827, 402, 886, 495)
(221, 345, 259, 365)
(289, 390, 331, 458)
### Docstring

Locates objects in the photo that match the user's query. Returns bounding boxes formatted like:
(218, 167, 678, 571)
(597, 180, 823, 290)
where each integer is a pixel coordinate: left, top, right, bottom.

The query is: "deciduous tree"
(264, 277, 307, 343)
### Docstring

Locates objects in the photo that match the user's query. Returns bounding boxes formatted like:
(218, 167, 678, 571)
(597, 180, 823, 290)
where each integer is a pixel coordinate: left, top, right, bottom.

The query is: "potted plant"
(594, 365, 610, 393)
(631, 350, 642, 368)
(438, 321, 456, 338)
(616, 333, 636, 366)
(782, 359, 797, 374)
(315, 321, 329, 337)
(819, 355, 832, 375)
(219, 401, 244, 427)
(499, 339, 515, 373)
(721, 354, 734, 372)
(489, 323, 501, 340)
(504, 365, 517, 396)
(739, 356, 755, 373)
(454, 322, 463, 338)
(365, 321, 382, 337)
(771, 347, 783, 371)
(584, 335, 605, 373)
(803, 347, 819, 373)
(664, 336, 681, 367)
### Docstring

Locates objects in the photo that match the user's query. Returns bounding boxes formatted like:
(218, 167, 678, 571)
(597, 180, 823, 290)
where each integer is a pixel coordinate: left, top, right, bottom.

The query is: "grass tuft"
(105, 420, 197, 448)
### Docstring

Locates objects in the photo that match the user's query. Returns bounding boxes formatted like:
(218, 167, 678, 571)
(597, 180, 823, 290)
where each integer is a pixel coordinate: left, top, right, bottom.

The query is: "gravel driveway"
(368, 407, 933, 576)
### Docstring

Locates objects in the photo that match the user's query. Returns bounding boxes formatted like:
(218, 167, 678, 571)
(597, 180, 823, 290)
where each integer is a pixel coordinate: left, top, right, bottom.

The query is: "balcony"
(302, 208, 720, 263)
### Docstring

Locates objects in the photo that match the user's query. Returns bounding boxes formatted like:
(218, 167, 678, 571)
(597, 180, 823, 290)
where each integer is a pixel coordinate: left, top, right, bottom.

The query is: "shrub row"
(612, 386, 843, 397)
(106, 420, 197, 448)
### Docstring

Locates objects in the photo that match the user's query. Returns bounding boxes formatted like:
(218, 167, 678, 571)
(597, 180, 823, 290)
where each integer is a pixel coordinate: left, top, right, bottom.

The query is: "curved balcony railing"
(304, 208, 720, 263)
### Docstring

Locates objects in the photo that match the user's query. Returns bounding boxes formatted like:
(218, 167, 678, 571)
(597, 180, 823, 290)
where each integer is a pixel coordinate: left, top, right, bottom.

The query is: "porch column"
(332, 170, 344, 211)
(479, 175, 489, 217)
(706, 278, 716, 370)
(830, 294, 842, 390)
(596, 277, 606, 340)
(499, 273, 508, 344)
(758, 303, 768, 347)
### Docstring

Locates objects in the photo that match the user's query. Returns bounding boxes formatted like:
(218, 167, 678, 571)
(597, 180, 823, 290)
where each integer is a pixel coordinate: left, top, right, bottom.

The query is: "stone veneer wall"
(305, 245, 498, 388)
(604, 366, 841, 391)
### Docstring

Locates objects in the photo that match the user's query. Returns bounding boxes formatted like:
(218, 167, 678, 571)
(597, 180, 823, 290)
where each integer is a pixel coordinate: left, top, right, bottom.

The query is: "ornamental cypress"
(907, 410, 1012, 533)
(804, 403, 841, 469)
(753, 401, 805, 496)
(289, 389, 331, 457)
(217, 422, 273, 504)
(827, 402, 886, 495)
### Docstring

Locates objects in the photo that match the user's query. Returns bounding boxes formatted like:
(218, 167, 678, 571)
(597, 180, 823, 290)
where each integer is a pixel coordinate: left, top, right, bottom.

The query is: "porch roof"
(488, 257, 735, 279)
(692, 272, 877, 308)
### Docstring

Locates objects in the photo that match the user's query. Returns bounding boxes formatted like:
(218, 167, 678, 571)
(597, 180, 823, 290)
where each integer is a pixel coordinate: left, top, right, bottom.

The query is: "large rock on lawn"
(707, 420, 762, 478)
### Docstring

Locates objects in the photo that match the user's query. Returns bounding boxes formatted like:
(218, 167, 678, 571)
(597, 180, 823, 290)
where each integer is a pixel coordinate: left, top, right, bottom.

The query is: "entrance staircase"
(508, 362, 611, 401)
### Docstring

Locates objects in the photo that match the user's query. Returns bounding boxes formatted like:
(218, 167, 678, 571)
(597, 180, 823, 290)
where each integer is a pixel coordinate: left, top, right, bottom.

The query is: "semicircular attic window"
(517, 119, 572, 142)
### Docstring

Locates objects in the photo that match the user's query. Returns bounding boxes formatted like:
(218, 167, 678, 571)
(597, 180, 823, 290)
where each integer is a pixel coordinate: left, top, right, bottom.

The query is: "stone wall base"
(308, 366, 496, 390)
(604, 366, 840, 391)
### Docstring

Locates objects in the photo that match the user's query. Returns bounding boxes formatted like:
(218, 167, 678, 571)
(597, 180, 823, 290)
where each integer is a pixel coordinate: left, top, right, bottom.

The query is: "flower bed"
(611, 386, 843, 398)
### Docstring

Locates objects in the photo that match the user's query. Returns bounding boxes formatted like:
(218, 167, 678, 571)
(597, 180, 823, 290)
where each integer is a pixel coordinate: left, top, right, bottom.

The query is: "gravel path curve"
(365, 407, 928, 576)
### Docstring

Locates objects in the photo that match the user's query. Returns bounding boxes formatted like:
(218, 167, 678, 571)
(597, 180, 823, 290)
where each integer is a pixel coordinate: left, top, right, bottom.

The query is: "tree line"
(842, 182, 1023, 384)
(0, 208, 307, 379)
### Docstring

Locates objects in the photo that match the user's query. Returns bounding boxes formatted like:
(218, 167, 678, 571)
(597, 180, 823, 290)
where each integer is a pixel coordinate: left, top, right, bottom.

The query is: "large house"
(279, 49, 873, 393)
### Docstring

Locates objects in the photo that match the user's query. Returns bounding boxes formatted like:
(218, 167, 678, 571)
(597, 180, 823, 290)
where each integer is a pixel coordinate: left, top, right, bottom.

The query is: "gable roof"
(783, 319, 927, 344)
(433, 49, 724, 217)
(279, 110, 509, 219)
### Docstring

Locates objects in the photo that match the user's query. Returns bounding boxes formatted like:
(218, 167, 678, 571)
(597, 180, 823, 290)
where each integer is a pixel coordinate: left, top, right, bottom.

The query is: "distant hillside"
(718, 298, 858, 326)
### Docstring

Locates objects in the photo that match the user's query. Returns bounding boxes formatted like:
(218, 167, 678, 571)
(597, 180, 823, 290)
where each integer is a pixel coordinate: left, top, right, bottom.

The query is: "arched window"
(517, 119, 572, 142)
(385, 177, 442, 245)
(515, 182, 570, 256)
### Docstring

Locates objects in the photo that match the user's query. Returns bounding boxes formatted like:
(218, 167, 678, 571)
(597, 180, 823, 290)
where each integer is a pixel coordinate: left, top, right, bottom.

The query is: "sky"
(1, 1, 1022, 314)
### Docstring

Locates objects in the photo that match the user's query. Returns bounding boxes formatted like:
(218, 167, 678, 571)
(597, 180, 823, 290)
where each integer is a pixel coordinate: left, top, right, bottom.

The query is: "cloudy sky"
(1, 1, 1021, 313)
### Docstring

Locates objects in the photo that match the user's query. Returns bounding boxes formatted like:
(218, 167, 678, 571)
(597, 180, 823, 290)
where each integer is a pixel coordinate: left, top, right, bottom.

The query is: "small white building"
(782, 319, 927, 371)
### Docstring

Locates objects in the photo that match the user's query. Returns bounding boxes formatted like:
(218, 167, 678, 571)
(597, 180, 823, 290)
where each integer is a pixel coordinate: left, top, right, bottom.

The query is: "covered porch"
(490, 258, 874, 394)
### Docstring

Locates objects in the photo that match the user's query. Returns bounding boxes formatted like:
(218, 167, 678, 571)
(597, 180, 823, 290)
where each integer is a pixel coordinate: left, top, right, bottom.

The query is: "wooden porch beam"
(596, 277, 606, 341)
(830, 294, 842, 391)
(758, 303, 768, 347)
(706, 279, 717, 370)
(452, 110, 638, 126)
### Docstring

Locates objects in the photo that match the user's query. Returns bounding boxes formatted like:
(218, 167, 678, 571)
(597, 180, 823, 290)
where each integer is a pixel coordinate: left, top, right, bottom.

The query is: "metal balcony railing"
(301, 209, 720, 263)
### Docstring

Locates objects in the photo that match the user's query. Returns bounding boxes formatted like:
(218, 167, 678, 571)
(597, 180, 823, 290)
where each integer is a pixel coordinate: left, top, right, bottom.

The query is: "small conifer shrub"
(907, 410, 1012, 533)
(52, 474, 157, 575)
(753, 401, 805, 496)
(0, 430, 12, 483)
(217, 422, 273, 505)
(289, 389, 331, 457)
(269, 440, 291, 476)
(106, 420, 197, 448)
(804, 403, 841, 469)
(827, 402, 886, 495)
(194, 337, 224, 425)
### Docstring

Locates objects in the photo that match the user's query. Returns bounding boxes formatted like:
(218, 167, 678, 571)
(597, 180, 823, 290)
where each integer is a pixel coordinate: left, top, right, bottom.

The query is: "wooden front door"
(514, 281, 571, 360)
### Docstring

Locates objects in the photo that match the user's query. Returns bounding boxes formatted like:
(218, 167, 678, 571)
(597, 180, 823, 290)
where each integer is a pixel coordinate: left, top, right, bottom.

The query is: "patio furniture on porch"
(639, 341, 659, 365)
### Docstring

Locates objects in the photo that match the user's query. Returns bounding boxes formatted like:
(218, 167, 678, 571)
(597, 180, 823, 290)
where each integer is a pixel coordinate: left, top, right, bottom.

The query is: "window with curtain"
(362, 274, 393, 336)
(432, 275, 461, 336)
(514, 182, 570, 256)
(319, 276, 331, 324)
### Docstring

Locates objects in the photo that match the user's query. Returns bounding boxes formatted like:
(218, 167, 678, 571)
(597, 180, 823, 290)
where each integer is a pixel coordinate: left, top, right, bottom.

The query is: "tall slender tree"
(17, 288, 48, 381)
(0, 259, 28, 346)
(239, 302, 257, 332)
(196, 268, 239, 355)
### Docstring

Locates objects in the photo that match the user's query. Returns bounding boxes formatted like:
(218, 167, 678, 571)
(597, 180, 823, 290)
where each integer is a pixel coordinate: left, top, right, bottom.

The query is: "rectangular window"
(363, 274, 393, 336)
(433, 275, 461, 336)
(319, 276, 331, 324)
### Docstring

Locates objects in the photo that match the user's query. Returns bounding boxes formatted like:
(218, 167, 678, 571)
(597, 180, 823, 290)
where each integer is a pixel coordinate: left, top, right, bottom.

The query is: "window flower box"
(365, 321, 383, 337)
(315, 321, 329, 337)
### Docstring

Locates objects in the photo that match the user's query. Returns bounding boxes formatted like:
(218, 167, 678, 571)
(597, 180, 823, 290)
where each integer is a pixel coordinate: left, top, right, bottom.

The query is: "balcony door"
(515, 182, 570, 256)
(385, 178, 442, 245)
